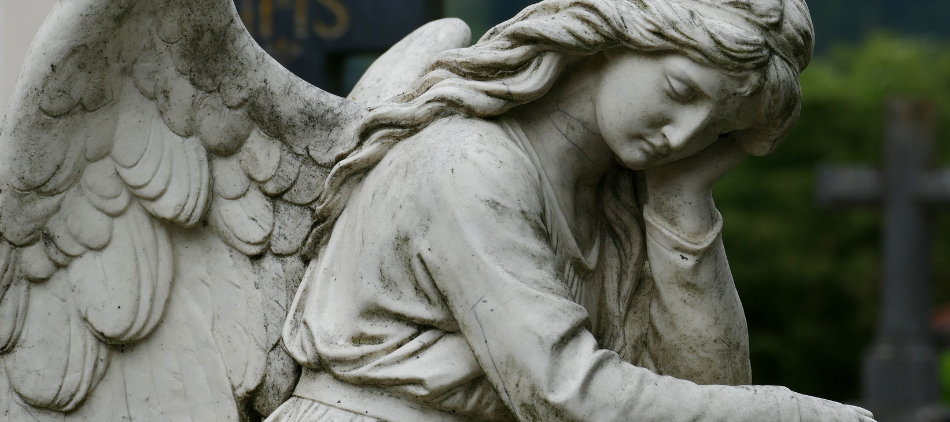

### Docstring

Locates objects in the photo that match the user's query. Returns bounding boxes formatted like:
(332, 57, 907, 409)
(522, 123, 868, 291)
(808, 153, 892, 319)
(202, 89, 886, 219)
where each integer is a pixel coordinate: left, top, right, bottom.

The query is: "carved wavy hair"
(304, 0, 814, 256)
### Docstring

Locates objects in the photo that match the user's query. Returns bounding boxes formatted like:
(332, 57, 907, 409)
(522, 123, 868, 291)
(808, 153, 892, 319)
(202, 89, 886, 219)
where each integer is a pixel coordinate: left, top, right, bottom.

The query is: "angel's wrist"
(644, 189, 716, 238)
(643, 202, 722, 257)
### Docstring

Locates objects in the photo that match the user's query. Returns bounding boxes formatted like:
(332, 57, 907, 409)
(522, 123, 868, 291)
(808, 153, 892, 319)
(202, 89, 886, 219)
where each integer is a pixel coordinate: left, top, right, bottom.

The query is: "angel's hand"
(645, 136, 748, 194)
(642, 137, 747, 238)
(795, 393, 876, 422)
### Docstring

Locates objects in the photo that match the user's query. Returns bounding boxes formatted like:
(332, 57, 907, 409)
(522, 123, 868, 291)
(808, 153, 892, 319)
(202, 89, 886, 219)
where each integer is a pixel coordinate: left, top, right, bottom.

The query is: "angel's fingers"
(846, 405, 874, 419)
(699, 138, 749, 181)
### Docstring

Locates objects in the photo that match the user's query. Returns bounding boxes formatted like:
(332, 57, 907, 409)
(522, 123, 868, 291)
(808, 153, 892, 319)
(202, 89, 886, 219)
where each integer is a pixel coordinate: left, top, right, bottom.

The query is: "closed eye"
(666, 75, 699, 103)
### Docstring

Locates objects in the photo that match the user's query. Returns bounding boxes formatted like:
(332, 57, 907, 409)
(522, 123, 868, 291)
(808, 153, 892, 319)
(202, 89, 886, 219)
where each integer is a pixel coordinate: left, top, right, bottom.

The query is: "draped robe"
(271, 116, 805, 422)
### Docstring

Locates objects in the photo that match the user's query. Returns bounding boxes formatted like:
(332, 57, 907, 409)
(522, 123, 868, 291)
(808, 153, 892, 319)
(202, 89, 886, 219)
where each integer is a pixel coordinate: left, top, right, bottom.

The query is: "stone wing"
(0, 0, 366, 419)
(0, 0, 472, 418)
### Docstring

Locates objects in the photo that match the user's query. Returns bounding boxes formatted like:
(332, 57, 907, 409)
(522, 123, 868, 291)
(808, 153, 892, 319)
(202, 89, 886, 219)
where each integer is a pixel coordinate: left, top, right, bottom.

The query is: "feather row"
(115, 83, 212, 227)
(38, 45, 113, 118)
(208, 188, 274, 256)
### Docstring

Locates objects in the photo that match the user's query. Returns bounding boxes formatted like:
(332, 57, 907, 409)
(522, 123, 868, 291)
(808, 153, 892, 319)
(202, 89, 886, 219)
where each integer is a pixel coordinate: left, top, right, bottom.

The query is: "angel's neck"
(509, 60, 614, 249)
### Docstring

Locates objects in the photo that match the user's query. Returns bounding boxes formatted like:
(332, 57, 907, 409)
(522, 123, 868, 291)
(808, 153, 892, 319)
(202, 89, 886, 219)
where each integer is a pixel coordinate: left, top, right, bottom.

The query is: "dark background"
(808, 0, 950, 51)
(450, 0, 950, 52)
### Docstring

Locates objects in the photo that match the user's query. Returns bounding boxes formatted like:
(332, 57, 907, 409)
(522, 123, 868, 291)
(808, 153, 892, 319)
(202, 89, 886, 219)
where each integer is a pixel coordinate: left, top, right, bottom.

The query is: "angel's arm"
(410, 127, 813, 421)
(635, 138, 751, 385)
(638, 202, 751, 385)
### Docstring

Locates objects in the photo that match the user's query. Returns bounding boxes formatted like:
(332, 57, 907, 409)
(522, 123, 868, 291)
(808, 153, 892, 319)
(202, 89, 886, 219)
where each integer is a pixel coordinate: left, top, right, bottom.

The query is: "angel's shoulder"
(387, 116, 538, 185)
(361, 116, 543, 212)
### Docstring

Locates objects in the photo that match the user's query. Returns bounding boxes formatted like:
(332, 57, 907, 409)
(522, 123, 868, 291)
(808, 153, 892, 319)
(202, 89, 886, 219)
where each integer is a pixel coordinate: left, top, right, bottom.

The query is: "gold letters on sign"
(244, 0, 351, 41)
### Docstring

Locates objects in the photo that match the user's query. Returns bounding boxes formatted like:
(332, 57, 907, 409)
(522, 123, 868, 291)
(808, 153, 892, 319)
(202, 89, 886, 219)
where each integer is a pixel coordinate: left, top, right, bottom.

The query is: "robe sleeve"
(410, 137, 819, 422)
(640, 205, 752, 385)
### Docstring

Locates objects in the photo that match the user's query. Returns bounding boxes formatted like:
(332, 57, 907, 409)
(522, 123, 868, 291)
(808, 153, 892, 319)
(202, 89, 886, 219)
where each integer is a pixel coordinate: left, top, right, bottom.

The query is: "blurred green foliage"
(808, 0, 950, 53)
(715, 33, 950, 402)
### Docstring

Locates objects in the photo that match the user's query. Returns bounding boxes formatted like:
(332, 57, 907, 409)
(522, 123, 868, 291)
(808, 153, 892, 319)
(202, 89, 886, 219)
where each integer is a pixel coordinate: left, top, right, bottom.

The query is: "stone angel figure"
(0, 0, 878, 421)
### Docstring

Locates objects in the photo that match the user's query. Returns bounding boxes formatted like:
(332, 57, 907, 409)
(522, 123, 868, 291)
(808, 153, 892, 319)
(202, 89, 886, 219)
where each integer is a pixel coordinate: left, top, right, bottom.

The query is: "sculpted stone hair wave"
(303, 0, 815, 256)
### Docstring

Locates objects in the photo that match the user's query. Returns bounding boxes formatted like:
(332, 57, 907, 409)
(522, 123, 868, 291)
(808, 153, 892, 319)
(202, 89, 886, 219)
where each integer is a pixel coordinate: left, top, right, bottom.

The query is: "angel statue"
(0, 0, 876, 420)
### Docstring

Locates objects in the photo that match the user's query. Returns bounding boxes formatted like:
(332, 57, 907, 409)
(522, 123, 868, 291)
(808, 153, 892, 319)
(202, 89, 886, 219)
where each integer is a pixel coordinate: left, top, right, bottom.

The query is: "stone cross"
(234, 0, 441, 94)
(817, 100, 949, 421)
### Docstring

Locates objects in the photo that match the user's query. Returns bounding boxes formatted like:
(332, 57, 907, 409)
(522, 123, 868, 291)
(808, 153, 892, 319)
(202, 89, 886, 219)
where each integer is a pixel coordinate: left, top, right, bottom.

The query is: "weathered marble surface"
(0, 0, 875, 421)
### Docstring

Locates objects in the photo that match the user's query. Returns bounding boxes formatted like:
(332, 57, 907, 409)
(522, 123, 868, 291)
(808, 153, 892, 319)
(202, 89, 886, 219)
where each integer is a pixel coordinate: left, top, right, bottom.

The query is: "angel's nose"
(661, 106, 713, 152)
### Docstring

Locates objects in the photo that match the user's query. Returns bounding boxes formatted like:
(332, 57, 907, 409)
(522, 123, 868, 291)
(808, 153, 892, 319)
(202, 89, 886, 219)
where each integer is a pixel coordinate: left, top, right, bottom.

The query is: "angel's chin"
(614, 153, 655, 171)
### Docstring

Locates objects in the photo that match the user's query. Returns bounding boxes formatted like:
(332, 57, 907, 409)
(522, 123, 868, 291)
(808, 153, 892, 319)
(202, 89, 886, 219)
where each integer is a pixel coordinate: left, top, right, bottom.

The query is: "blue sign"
(234, 0, 441, 94)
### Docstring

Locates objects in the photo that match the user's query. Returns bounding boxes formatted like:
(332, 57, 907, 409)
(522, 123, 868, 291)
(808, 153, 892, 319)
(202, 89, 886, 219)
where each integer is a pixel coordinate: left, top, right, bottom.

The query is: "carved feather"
(118, 282, 238, 422)
(20, 242, 57, 282)
(271, 201, 315, 256)
(261, 146, 302, 196)
(69, 204, 173, 344)
(0, 190, 62, 246)
(47, 216, 87, 262)
(0, 242, 14, 303)
(197, 94, 254, 156)
(39, 44, 113, 117)
(172, 225, 267, 398)
(65, 190, 114, 250)
(83, 106, 120, 162)
(81, 159, 133, 217)
(37, 117, 89, 197)
(211, 155, 251, 200)
(209, 188, 274, 256)
(282, 161, 328, 205)
(251, 254, 306, 416)
(239, 128, 283, 183)
(0, 248, 27, 354)
(8, 116, 73, 193)
(4, 273, 110, 412)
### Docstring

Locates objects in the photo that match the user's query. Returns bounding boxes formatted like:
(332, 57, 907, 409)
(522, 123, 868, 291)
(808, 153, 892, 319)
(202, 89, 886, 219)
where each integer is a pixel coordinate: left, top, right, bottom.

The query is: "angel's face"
(594, 49, 761, 170)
